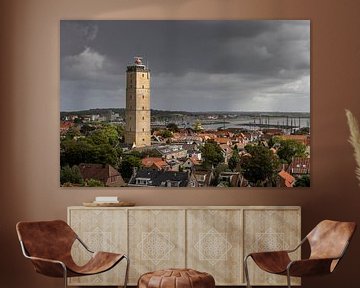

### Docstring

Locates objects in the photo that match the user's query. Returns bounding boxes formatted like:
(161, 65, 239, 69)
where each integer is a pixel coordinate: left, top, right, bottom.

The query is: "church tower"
(124, 57, 151, 147)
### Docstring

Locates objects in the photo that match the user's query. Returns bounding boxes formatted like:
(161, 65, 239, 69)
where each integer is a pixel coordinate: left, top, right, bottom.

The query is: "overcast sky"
(60, 20, 310, 112)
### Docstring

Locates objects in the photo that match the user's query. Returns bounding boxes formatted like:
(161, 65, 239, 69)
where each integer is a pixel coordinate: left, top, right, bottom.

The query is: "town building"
(128, 168, 196, 187)
(277, 170, 295, 187)
(141, 157, 168, 171)
(279, 135, 310, 146)
(287, 157, 311, 178)
(156, 145, 187, 160)
(217, 171, 242, 187)
(78, 163, 125, 187)
(193, 169, 213, 187)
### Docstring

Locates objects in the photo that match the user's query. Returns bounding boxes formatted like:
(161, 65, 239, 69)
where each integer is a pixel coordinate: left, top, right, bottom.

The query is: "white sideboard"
(67, 206, 301, 286)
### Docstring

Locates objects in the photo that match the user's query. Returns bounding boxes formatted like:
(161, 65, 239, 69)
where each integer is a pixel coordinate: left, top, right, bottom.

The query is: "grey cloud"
(61, 20, 309, 112)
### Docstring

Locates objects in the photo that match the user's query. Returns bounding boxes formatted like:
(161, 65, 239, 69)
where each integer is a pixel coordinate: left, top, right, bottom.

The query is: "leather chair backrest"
(16, 220, 77, 262)
(307, 220, 356, 260)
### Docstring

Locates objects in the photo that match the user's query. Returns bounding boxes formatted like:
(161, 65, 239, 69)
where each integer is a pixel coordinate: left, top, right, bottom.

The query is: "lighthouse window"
(142, 128, 145, 132)
(142, 138, 145, 142)
(142, 74, 144, 77)
(142, 106, 144, 110)
(142, 116, 144, 120)
(142, 95, 144, 99)
(142, 85, 144, 88)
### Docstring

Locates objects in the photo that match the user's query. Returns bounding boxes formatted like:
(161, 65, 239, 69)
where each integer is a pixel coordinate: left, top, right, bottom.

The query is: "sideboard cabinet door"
(128, 209, 186, 284)
(67, 208, 128, 286)
(243, 208, 301, 286)
(187, 209, 243, 285)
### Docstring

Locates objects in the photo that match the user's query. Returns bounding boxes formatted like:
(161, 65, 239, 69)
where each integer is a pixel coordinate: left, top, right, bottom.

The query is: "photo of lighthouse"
(60, 20, 310, 188)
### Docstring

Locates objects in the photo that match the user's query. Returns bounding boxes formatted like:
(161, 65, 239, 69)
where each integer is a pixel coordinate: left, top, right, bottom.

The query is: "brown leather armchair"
(244, 220, 356, 288)
(16, 220, 129, 288)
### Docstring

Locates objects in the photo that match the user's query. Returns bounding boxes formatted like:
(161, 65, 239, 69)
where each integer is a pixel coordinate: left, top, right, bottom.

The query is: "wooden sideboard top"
(69, 205, 301, 210)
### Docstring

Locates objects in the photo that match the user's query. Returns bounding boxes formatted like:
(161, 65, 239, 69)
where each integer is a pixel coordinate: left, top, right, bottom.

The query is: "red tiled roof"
(60, 121, 74, 130)
(142, 157, 167, 170)
(262, 128, 283, 134)
(279, 135, 310, 146)
(287, 157, 310, 175)
(278, 170, 295, 187)
(79, 163, 125, 186)
(198, 133, 217, 141)
(215, 137, 231, 144)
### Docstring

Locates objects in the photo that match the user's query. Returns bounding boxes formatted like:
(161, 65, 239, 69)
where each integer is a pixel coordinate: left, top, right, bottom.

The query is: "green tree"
(65, 126, 81, 139)
(128, 150, 142, 158)
(200, 140, 225, 168)
(160, 130, 173, 139)
(277, 139, 307, 164)
(60, 139, 95, 167)
(60, 138, 121, 168)
(92, 143, 121, 168)
(140, 149, 162, 158)
(120, 155, 142, 180)
(116, 124, 125, 142)
(268, 136, 280, 148)
(89, 125, 119, 146)
(241, 144, 280, 186)
(211, 163, 230, 185)
(80, 124, 96, 136)
(294, 175, 310, 187)
(228, 148, 240, 171)
(61, 123, 123, 168)
(193, 119, 203, 132)
(73, 118, 83, 124)
(166, 123, 180, 132)
(85, 178, 105, 187)
(60, 165, 83, 185)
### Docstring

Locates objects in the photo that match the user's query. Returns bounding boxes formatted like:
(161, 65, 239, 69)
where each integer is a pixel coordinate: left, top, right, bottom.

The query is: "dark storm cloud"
(60, 20, 309, 112)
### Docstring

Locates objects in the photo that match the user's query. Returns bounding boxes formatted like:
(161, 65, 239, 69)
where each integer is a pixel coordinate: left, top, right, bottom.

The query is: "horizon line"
(60, 108, 310, 114)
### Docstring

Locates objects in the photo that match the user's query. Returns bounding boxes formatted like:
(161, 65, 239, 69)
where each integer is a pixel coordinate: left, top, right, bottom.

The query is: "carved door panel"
(243, 209, 301, 286)
(186, 209, 243, 285)
(128, 209, 186, 284)
(68, 208, 128, 286)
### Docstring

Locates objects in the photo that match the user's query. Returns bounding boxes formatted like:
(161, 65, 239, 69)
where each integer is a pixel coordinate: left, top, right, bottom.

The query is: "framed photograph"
(60, 20, 310, 188)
